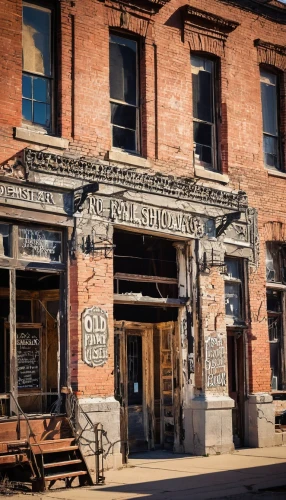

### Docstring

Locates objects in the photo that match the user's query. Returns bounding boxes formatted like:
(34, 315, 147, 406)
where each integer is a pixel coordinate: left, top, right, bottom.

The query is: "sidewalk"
(12, 446, 286, 500)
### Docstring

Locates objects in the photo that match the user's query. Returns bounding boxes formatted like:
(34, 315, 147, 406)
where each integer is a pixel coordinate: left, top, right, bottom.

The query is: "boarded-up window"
(22, 4, 52, 130)
(260, 69, 280, 170)
(109, 34, 140, 153)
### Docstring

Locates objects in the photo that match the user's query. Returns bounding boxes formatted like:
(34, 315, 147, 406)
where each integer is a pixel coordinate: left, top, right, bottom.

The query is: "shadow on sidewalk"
(92, 454, 286, 500)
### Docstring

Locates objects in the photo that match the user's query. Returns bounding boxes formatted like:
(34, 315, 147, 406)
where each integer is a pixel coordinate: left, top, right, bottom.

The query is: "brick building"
(0, 0, 286, 483)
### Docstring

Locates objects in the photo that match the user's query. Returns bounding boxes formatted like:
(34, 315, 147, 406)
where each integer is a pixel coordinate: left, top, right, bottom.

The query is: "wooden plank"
(44, 471, 87, 481)
(44, 459, 82, 468)
(32, 445, 78, 455)
(114, 294, 186, 307)
(114, 273, 178, 285)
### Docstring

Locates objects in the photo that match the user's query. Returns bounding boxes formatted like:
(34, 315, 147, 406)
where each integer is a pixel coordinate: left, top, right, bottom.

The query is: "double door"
(114, 321, 179, 457)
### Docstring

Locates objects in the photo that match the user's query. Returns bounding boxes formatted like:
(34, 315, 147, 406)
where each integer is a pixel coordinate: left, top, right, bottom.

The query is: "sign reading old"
(82, 307, 109, 367)
(86, 195, 205, 238)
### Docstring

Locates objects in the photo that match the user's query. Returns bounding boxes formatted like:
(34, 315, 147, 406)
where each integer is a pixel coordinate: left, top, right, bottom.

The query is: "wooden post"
(9, 268, 18, 416)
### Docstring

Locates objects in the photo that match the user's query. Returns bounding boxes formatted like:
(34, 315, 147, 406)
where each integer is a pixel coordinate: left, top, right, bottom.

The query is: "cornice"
(183, 5, 239, 34)
(254, 39, 286, 57)
(24, 149, 248, 212)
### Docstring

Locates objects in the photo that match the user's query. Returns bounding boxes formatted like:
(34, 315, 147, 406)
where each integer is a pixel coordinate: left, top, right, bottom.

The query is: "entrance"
(0, 269, 61, 415)
(227, 330, 245, 447)
(113, 229, 185, 458)
(0, 221, 66, 417)
(114, 320, 178, 454)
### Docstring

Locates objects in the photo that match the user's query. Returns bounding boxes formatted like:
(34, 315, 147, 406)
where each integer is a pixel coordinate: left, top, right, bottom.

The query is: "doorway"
(227, 330, 245, 447)
(114, 320, 179, 456)
(0, 268, 61, 416)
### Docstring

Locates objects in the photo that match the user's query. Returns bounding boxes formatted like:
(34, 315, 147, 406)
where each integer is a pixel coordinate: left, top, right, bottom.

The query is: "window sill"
(267, 169, 286, 179)
(14, 127, 69, 150)
(107, 150, 151, 169)
(194, 166, 229, 184)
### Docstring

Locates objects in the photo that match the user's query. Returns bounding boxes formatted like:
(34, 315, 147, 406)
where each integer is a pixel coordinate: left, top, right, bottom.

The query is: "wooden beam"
(114, 294, 187, 307)
(114, 273, 178, 285)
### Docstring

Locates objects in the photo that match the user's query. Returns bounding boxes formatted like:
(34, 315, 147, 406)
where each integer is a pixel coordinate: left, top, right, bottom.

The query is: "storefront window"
(18, 227, 62, 262)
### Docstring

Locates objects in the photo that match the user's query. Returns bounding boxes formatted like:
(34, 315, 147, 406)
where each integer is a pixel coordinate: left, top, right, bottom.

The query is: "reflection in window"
(267, 290, 283, 390)
(260, 69, 280, 170)
(22, 5, 52, 130)
(224, 258, 243, 321)
(191, 55, 217, 170)
(0, 224, 10, 257)
(109, 34, 139, 153)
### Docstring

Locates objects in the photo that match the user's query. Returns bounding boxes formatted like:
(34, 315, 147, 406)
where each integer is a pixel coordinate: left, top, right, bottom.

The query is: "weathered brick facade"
(0, 0, 285, 472)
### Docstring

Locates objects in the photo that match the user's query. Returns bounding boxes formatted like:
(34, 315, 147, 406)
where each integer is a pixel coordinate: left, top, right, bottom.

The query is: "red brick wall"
(69, 252, 114, 397)
(0, 0, 285, 396)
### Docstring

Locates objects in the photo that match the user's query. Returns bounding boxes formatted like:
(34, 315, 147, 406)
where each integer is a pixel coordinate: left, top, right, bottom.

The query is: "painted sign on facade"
(205, 336, 226, 389)
(82, 307, 109, 367)
(85, 195, 205, 239)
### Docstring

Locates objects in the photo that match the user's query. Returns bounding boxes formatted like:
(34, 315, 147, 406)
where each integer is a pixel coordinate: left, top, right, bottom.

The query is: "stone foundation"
(184, 395, 235, 456)
(75, 396, 122, 477)
(245, 393, 275, 448)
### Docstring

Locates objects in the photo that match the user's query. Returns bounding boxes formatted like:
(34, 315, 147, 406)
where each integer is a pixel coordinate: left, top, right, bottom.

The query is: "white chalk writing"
(205, 336, 227, 388)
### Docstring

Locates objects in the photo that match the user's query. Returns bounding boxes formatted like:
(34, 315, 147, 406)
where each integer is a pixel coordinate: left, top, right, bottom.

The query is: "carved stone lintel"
(24, 149, 248, 212)
(183, 5, 239, 34)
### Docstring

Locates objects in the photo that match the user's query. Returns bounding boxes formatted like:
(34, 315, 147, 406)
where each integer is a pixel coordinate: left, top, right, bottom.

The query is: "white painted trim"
(267, 169, 286, 180)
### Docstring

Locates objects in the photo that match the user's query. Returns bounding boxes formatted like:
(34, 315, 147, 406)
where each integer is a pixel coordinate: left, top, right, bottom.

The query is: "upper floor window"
(266, 242, 286, 284)
(191, 55, 218, 171)
(22, 3, 52, 132)
(224, 258, 244, 322)
(260, 69, 281, 170)
(109, 34, 140, 154)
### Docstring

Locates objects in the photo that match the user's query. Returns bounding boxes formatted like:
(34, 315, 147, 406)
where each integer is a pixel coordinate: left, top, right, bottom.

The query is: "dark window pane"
(22, 75, 32, 98)
(194, 121, 212, 147)
(195, 144, 212, 165)
(225, 259, 240, 279)
(22, 99, 32, 121)
(111, 103, 136, 130)
(112, 126, 136, 152)
(33, 77, 49, 102)
(267, 290, 282, 313)
(23, 6, 51, 76)
(0, 224, 10, 257)
(264, 135, 278, 168)
(225, 282, 241, 318)
(127, 335, 143, 405)
(34, 101, 50, 127)
(110, 36, 137, 105)
(261, 82, 277, 136)
(192, 70, 213, 123)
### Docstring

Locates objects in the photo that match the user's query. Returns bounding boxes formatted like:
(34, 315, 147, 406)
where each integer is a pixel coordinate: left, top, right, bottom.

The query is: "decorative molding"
(24, 149, 248, 211)
(246, 208, 259, 267)
(254, 39, 286, 70)
(182, 6, 239, 56)
(219, 0, 286, 25)
(0, 153, 26, 180)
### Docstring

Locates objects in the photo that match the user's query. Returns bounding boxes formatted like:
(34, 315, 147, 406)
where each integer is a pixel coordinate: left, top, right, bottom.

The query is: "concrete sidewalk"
(12, 446, 286, 500)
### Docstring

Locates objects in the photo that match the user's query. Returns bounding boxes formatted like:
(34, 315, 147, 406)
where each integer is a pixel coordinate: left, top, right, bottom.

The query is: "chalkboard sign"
(16, 328, 41, 389)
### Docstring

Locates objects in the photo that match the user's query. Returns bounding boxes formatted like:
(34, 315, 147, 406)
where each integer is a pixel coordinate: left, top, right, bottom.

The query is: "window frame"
(260, 66, 283, 171)
(224, 258, 245, 323)
(22, 1, 55, 134)
(191, 53, 220, 172)
(265, 242, 286, 391)
(109, 31, 141, 155)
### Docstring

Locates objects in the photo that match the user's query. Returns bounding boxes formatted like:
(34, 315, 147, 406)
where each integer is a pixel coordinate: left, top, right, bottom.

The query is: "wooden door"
(227, 330, 245, 447)
(114, 322, 154, 455)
